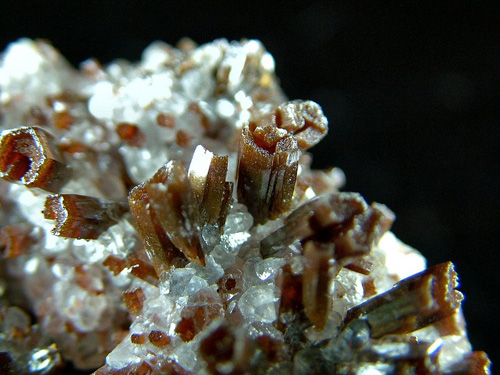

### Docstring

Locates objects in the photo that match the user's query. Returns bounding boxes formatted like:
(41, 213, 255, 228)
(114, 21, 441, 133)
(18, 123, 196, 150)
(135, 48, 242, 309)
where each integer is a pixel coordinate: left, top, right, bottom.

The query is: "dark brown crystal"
(344, 262, 463, 338)
(123, 287, 146, 316)
(102, 255, 126, 276)
(188, 145, 233, 228)
(148, 330, 171, 347)
(43, 194, 128, 239)
(125, 255, 159, 284)
(144, 161, 204, 266)
(199, 324, 238, 375)
(261, 193, 394, 262)
(236, 122, 299, 224)
(128, 182, 186, 276)
(0, 126, 70, 192)
(277, 264, 304, 332)
(275, 100, 328, 150)
(130, 333, 146, 345)
(116, 123, 145, 147)
(129, 161, 205, 272)
(302, 241, 334, 330)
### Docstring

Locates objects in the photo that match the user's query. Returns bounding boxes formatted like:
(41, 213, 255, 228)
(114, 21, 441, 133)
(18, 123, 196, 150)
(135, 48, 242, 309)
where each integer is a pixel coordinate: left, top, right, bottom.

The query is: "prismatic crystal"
(0, 38, 491, 374)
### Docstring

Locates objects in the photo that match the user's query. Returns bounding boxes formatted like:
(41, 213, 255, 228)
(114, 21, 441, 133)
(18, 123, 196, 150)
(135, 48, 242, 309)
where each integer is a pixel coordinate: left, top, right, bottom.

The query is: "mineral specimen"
(0, 38, 491, 375)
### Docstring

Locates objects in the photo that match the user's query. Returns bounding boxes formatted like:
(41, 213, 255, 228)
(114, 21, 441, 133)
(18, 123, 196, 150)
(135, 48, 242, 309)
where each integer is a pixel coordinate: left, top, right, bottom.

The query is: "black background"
(1, 1, 498, 369)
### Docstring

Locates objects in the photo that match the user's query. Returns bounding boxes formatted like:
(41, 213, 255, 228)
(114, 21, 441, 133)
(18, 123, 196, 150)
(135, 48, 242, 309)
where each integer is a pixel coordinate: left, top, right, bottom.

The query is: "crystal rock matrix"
(0, 38, 491, 374)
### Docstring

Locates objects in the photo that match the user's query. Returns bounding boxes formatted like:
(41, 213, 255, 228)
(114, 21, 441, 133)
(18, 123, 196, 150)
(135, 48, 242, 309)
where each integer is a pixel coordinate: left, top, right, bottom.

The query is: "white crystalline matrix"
(0, 38, 490, 374)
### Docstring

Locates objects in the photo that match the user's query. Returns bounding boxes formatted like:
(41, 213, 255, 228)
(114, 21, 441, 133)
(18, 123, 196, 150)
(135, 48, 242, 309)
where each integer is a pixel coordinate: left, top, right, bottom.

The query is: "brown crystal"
(236, 122, 299, 224)
(43, 194, 128, 239)
(176, 288, 224, 342)
(275, 100, 328, 150)
(188, 145, 233, 228)
(129, 161, 205, 271)
(343, 262, 463, 338)
(53, 110, 74, 130)
(126, 256, 159, 284)
(265, 193, 395, 331)
(451, 351, 491, 375)
(130, 333, 146, 345)
(144, 161, 205, 266)
(333, 202, 395, 261)
(199, 324, 236, 374)
(0, 222, 34, 259)
(0, 126, 70, 192)
(102, 255, 126, 276)
(302, 241, 334, 331)
(344, 258, 374, 276)
(176, 317, 196, 342)
(116, 123, 145, 147)
(148, 330, 171, 347)
(200, 322, 256, 375)
(156, 113, 176, 128)
(176, 130, 191, 148)
(277, 264, 304, 332)
(128, 182, 187, 276)
(260, 193, 364, 257)
(260, 193, 394, 261)
(217, 269, 243, 308)
(123, 287, 146, 316)
(362, 278, 377, 298)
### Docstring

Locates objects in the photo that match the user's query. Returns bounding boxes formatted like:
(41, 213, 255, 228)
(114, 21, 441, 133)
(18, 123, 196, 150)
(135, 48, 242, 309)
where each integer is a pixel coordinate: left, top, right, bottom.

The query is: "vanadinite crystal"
(0, 38, 491, 375)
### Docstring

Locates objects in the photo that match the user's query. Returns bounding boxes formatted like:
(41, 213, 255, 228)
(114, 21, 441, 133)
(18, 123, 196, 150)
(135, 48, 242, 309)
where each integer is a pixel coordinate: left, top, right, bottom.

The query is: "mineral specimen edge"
(0, 37, 491, 375)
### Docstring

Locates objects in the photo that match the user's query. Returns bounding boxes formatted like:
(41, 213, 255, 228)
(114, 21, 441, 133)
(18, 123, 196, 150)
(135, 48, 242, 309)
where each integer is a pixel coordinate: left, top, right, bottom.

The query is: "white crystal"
(53, 282, 107, 332)
(224, 210, 253, 235)
(378, 231, 426, 280)
(166, 268, 209, 296)
(254, 257, 285, 281)
(438, 335, 472, 369)
(202, 225, 220, 248)
(238, 284, 278, 324)
(72, 238, 106, 263)
(106, 340, 141, 369)
(187, 255, 224, 285)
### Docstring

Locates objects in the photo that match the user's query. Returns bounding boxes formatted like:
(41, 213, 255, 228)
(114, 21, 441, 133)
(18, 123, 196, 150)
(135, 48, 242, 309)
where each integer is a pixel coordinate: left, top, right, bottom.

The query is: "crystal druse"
(0, 38, 491, 374)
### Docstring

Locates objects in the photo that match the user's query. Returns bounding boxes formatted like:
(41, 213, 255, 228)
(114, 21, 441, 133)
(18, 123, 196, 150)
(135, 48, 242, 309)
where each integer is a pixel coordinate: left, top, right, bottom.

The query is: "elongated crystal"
(43, 194, 127, 239)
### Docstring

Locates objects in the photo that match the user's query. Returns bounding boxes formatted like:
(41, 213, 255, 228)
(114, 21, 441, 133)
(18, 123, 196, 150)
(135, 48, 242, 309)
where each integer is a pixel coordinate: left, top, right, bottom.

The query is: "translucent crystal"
(238, 284, 278, 324)
(106, 340, 141, 369)
(28, 346, 61, 374)
(224, 209, 253, 235)
(167, 268, 209, 297)
(53, 282, 107, 332)
(254, 257, 285, 281)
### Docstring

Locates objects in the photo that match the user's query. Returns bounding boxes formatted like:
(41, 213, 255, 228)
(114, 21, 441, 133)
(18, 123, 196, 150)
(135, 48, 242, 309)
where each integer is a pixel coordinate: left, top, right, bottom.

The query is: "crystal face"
(0, 38, 491, 374)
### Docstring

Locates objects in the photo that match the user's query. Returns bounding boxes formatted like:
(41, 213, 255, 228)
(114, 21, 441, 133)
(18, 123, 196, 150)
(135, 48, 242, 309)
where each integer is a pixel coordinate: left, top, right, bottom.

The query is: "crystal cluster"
(0, 38, 490, 374)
